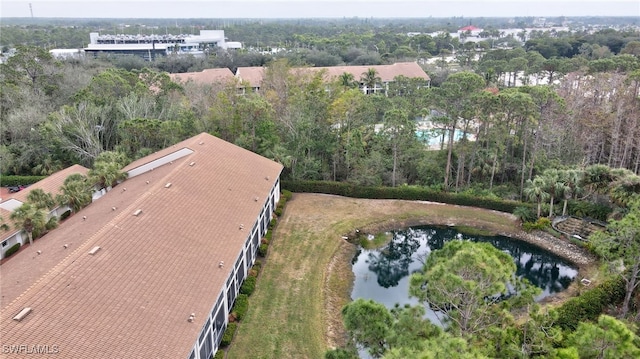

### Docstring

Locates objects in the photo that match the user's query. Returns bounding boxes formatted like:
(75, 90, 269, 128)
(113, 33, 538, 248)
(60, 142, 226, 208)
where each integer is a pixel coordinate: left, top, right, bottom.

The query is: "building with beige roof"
(1, 164, 89, 259)
(169, 68, 236, 86)
(1, 133, 283, 359)
(236, 61, 430, 94)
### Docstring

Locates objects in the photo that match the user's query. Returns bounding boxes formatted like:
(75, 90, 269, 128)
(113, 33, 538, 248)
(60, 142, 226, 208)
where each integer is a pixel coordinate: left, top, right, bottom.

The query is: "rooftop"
(1, 133, 283, 358)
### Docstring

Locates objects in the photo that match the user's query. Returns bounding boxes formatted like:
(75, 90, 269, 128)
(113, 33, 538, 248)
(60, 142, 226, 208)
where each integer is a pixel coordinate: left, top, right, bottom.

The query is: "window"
(1, 240, 7, 248)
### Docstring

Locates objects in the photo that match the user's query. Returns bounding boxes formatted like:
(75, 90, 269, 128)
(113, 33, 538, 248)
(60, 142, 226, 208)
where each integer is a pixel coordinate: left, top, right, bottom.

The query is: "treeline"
(1, 42, 639, 219)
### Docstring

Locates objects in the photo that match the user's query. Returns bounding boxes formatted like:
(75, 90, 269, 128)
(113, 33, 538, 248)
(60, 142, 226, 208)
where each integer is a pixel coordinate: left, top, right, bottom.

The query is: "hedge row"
(554, 276, 626, 331)
(4, 243, 21, 258)
(282, 180, 523, 213)
(0, 175, 46, 187)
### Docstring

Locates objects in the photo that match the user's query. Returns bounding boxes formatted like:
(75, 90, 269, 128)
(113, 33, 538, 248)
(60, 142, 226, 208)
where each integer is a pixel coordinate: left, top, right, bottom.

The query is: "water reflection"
(351, 226, 578, 309)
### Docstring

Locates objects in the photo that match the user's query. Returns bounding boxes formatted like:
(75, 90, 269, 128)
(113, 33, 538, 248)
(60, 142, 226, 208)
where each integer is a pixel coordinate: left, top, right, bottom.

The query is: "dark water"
(351, 226, 578, 312)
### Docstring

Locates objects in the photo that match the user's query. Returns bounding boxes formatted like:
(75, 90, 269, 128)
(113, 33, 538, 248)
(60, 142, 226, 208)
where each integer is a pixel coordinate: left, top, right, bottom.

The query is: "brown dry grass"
(226, 193, 592, 359)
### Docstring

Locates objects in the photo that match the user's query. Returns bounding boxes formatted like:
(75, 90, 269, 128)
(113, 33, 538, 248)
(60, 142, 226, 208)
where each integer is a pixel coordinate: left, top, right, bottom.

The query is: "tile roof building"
(1, 133, 283, 359)
(236, 62, 430, 94)
(1, 164, 90, 259)
(169, 68, 236, 86)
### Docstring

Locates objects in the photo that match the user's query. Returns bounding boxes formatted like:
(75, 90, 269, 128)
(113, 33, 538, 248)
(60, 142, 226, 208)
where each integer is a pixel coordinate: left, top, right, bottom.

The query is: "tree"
(56, 173, 93, 213)
(542, 169, 564, 217)
(88, 151, 129, 190)
(429, 72, 485, 190)
(409, 240, 536, 337)
(565, 315, 640, 358)
(524, 177, 550, 218)
(590, 196, 640, 318)
(342, 298, 393, 358)
(10, 203, 46, 245)
(26, 188, 55, 210)
(560, 169, 583, 216)
(338, 72, 359, 89)
(361, 68, 381, 94)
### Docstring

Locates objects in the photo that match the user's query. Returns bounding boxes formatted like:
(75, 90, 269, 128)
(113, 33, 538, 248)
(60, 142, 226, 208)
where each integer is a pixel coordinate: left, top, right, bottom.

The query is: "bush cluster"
(240, 276, 256, 296)
(567, 200, 613, 222)
(213, 350, 225, 359)
(522, 217, 552, 232)
(258, 243, 269, 257)
(554, 276, 626, 331)
(220, 322, 238, 348)
(232, 294, 249, 321)
(4, 243, 21, 257)
(0, 175, 46, 187)
(282, 180, 522, 213)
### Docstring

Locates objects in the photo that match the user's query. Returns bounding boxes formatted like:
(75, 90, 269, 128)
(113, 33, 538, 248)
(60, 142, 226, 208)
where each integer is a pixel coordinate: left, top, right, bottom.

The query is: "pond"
(351, 225, 578, 313)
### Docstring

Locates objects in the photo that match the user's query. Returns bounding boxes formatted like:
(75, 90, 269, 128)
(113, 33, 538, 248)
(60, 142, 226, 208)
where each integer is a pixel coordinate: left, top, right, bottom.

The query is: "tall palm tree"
(338, 72, 358, 89)
(10, 203, 46, 245)
(27, 188, 56, 211)
(56, 174, 93, 213)
(542, 169, 563, 217)
(89, 151, 129, 190)
(524, 177, 549, 218)
(360, 68, 381, 94)
(0, 216, 9, 232)
(561, 169, 583, 216)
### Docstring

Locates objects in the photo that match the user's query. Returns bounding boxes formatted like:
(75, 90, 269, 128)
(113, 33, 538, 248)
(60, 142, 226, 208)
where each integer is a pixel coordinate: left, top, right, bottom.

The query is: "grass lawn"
(226, 193, 527, 359)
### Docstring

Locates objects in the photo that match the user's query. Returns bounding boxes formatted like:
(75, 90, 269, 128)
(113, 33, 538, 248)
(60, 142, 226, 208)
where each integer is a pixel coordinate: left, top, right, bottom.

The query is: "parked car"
(7, 185, 25, 193)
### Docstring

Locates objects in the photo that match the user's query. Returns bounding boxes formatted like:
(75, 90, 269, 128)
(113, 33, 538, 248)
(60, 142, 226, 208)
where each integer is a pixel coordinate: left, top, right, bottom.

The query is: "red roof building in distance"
(459, 25, 481, 32)
(169, 68, 235, 86)
(1, 133, 283, 359)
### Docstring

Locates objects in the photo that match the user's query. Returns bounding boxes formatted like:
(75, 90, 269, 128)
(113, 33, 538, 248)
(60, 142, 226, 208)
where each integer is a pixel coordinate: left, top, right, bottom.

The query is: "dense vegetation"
(2, 17, 640, 358)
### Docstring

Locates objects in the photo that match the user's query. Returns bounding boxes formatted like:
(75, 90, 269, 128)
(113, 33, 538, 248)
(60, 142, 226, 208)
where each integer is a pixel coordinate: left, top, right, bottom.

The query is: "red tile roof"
(169, 68, 235, 85)
(235, 62, 430, 89)
(1, 133, 283, 358)
(1, 165, 89, 239)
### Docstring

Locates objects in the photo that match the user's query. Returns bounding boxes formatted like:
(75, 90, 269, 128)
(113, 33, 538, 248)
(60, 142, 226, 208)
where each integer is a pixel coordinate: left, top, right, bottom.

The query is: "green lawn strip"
(227, 224, 336, 359)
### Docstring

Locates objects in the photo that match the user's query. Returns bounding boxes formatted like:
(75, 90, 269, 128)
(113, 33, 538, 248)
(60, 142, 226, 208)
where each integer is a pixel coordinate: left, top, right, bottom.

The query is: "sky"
(1, 0, 639, 19)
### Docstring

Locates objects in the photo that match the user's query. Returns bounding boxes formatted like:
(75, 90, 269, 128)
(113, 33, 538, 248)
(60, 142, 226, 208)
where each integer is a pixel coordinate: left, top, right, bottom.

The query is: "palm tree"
(338, 72, 358, 89)
(0, 216, 9, 232)
(89, 151, 129, 190)
(524, 177, 549, 218)
(56, 174, 93, 213)
(542, 169, 564, 218)
(10, 203, 46, 245)
(27, 188, 56, 211)
(560, 169, 583, 216)
(360, 68, 381, 94)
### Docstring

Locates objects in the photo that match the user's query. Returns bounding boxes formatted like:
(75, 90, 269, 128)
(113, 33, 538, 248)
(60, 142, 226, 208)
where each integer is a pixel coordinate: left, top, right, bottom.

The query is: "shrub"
(513, 206, 537, 223)
(213, 350, 225, 359)
(220, 322, 237, 347)
(281, 190, 293, 201)
(555, 276, 626, 331)
(258, 243, 268, 257)
(281, 180, 524, 213)
(232, 294, 249, 321)
(269, 218, 277, 229)
(274, 207, 283, 217)
(522, 217, 552, 232)
(240, 276, 257, 296)
(4, 243, 21, 257)
(60, 210, 72, 221)
(0, 175, 46, 187)
(45, 217, 59, 230)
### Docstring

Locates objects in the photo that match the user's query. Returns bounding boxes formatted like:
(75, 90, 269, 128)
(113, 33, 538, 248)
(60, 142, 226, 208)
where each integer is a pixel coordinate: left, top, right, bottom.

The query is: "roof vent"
(89, 246, 101, 255)
(239, 224, 244, 230)
(254, 197, 259, 202)
(188, 313, 195, 322)
(13, 307, 32, 322)
(146, 181, 150, 184)
(265, 176, 270, 181)
(219, 261, 224, 268)
(63, 244, 69, 249)
(199, 141, 204, 145)
(112, 207, 117, 211)
(189, 162, 196, 167)
(165, 183, 172, 188)
(36, 250, 41, 255)
(82, 216, 87, 220)
(133, 209, 142, 216)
